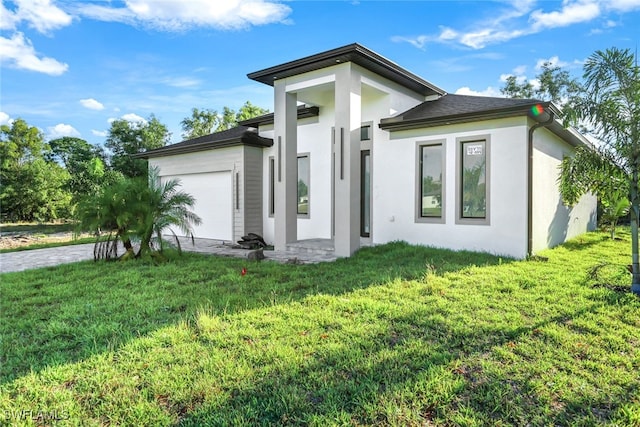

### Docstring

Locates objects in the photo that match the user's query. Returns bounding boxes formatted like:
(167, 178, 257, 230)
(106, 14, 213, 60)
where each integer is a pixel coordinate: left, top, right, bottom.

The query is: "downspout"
(527, 110, 555, 257)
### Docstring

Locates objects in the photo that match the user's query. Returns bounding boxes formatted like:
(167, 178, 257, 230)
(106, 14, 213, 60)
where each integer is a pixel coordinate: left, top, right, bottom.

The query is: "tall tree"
(501, 75, 534, 99)
(181, 102, 269, 139)
(106, 115, 170, 178)
(235, 101, 269, 123)
(561, 47, 640, 294)
(47, 137, 112, 202)
(180, 108, 219, 140)
(216, 101, 269, 131)
(501, 62, 581, 105)
(0, 119, 71, 221)
(217, 106, 238, 132)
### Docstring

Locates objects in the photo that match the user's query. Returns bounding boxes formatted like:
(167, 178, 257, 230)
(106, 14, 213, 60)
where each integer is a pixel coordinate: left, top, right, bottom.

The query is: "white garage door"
(161, 171, 232, 241)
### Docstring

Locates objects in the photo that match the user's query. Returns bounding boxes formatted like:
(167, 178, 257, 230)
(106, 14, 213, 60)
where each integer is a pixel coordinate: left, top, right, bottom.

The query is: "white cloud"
(512, 65, 528, 75)
(0, 1, 19, 31)
(121, 113, 147, 124)
(162, 77, 202, 88)
(2, 0, 72, 34)
(0, 111, 13, 126)
(604, 0, 640, 12)
(80, 98, 105, 110)
(499, 73, 529, 84)
(47, 123, 80, 139)
(438, 27, 459, 41)
(392, 0, 636, 50)
(393, 1, 536, 49)
(91, 129, 108, 137)
(535, 55, 569, 70)
(15, 0, 72, 33)
(71, 3, 134, 24)
(530, 78, 541, 91)
(459, 28, 527, 49)
(455, 86, 503, 97)
(0, 32, 68, 75)
(530, 0, 601, 30)
(76, 0, 292, 31)
(390, 35, 429, 50)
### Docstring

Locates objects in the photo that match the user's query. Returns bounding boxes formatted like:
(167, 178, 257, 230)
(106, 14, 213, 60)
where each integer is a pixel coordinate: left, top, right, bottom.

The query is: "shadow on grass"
(180, 303, 635, 425)
(559, 233, 613, 252)
(0, 242, 508, 384)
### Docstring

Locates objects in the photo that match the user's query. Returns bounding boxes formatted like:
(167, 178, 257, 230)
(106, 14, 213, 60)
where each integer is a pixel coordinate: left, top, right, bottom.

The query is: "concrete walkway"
(0, 238, 338, 273)
(1, 243, 97, 273)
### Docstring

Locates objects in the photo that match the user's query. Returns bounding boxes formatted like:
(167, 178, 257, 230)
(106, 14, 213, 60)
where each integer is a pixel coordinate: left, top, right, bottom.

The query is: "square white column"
(274, 80, 298, 251)
(333, 63, 361, 257)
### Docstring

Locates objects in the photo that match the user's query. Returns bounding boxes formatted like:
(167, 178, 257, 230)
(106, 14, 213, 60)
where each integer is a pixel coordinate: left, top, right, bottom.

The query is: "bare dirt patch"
(0, 232, 92, 250)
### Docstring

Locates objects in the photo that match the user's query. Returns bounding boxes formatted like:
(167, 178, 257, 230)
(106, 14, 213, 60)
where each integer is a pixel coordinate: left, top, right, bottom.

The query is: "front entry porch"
(286, 238, 335, 256)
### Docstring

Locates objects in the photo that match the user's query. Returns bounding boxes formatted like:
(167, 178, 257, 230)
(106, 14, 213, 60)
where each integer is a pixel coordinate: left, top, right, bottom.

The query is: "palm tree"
(76, 168, 201, 261)
(76, 177, 138, 259)
(136, 168, 202, 256)
(565, 47, 640, 294)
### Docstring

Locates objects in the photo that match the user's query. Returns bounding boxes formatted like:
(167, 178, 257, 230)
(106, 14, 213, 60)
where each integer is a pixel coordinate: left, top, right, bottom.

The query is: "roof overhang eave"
(379, 107, 533, 132)
(135, 134, 273, 159)
(379, 102, 590, 148)
(247, 43, 445, 97)
(238, 106, 320, 127)
(547, 121, 592, 148)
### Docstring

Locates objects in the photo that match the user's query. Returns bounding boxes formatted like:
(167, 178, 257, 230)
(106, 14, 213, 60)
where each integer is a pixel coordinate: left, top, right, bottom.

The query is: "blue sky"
(1, 0, 639, 146)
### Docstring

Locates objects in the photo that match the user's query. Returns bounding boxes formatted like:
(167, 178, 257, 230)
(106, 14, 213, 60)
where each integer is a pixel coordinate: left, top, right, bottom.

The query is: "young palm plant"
(76, 168, 201, 261)
(76, 177, 138, 260)
(601, 195, 630, 240)
(135, 168, 202, 257)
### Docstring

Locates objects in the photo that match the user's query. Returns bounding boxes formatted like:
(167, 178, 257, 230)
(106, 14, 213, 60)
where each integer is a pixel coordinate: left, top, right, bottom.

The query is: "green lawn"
(1, 231, 639, 426)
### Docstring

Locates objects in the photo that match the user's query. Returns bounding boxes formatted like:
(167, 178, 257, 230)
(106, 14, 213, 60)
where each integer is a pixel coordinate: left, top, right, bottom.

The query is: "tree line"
(0, 101, 267, 222)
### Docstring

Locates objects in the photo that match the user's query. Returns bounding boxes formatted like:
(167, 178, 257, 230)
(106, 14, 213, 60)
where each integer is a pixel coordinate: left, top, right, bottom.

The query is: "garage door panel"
(161, 171, 232, 241)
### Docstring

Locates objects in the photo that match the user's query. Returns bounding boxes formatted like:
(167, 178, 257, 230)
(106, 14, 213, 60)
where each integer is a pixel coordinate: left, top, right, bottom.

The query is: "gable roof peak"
(247, 43, 445, 97)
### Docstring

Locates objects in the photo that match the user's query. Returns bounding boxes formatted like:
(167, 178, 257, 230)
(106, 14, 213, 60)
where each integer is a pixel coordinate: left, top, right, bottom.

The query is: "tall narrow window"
(297, 154, 310, 216)
(360, 125, 371, 141)
(460, 140, 487, 219)
(418, 143, 444, 219)
(268, 156, 275, 216)
(361, 150, 371, 237)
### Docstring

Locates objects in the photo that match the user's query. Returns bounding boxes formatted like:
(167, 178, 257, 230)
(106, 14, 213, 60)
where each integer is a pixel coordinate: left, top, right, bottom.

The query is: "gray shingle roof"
(403, 94, 541, 120)
(137, 126, 273, 159)
(380, 94, 589, 147)
(380, 94, 551, 130)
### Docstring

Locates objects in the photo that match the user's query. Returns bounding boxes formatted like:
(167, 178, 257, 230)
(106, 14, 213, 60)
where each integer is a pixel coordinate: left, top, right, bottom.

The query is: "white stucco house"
(140, 43, 596, 259)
